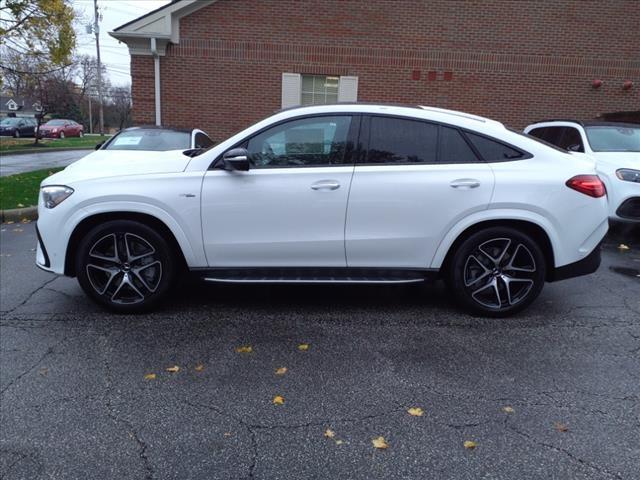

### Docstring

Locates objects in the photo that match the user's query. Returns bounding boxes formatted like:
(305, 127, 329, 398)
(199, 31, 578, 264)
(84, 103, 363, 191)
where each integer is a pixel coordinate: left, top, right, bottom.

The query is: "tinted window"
(528, 127, 548, 140)
(367, 117, 437, 164)
(104, 129, 191, 151)
(247, 116, 352, 167)
(194, 132, 214, 149)
(466, 132, 524, 161)
(0, 118, 20, 126)
(557, 127, 584, 152)
(542, 127, 564, 146)
(439, 126, 478, 163)
(46, 119, 67, 126)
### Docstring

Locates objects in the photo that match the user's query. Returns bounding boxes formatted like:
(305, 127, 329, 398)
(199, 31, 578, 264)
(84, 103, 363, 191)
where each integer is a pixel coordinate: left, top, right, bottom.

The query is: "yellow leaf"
(235, 345, 253, 353)
(372, 436, 389, 449)
(165, 365, 180, 373)
(335, 440, 344, 445)
(463, 440, 477, 449)
(6, 221, 14, 224)
(554, 422, 568, 432)
(273, 395, 285, 405)
(17, 204, 24, 208)
(144, 373, 156, 380)
(502, 406, 515, 414)
(275, 367, 287, 375)
(618, 244, 630, 251)
(407, 407, 424, 417)
(21, 218, 31, 223)
(195, 364, 204, 372)
(297, 343, 310, 351)
(324, 429, 336, 439)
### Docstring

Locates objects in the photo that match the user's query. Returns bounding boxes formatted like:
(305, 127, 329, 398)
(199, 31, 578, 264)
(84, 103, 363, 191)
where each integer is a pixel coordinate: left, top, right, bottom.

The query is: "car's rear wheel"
(76, 220, 176, 313)
(448, 227, 546, 317)
(79, 131, 84, 137)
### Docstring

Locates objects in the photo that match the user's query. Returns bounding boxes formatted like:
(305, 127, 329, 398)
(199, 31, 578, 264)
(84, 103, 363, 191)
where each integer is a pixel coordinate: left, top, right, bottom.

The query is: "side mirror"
(222, 148, 250, 171)
(95, 141, 104, 150)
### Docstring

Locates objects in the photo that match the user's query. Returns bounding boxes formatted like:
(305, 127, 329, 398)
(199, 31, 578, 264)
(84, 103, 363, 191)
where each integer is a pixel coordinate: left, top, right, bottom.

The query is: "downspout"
(150, 37, 161, 126)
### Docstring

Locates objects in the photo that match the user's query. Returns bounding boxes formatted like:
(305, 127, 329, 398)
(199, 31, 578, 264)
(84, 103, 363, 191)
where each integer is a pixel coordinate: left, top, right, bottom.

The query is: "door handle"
(311, 180, 340, 191)
(450, 179, 480, 189)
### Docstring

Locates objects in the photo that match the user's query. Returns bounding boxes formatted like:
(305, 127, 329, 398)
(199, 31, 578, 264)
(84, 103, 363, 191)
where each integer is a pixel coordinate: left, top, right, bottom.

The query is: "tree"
(109, 86, 132, 130)
(0, 0, 76, 144)
(0, 0, 76, 66)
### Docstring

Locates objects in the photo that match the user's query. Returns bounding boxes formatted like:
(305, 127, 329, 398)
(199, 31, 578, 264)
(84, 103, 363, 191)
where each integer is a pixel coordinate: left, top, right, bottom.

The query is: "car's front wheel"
(14, 130, 20, 138)
(448, 227, 546, 317)
(59, 131, 65, 139)
(76, 220, 176, 312)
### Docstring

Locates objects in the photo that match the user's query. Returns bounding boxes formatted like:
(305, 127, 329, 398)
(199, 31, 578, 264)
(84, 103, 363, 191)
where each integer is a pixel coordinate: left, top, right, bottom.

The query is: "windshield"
(45, 119, 67, 126)
(585, 126, 640, 152)
(0, 118, 20, 126)
(104, 129, 191, 151)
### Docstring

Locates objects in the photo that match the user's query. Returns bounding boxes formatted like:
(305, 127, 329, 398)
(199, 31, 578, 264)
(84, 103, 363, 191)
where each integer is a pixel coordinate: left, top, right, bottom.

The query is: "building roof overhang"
(109, 0, 216, 56)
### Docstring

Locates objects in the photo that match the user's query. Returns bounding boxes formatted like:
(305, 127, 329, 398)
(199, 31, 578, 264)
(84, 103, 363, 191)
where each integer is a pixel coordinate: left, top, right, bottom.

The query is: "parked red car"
(38, 119, 84, 139)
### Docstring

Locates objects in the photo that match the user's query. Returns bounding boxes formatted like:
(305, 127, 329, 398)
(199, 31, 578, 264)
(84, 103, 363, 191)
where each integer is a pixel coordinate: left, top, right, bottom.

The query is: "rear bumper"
(549, 243, 601, 282)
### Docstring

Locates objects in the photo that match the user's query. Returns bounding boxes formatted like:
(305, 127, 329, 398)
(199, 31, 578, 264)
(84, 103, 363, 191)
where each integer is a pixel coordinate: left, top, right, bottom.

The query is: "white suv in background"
(524, 120, 640, 222)
(36, 104, 608, 316)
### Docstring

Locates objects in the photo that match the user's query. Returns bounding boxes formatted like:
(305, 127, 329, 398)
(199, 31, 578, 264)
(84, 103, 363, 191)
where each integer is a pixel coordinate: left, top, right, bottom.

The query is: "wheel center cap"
(122, 262, 131, 272)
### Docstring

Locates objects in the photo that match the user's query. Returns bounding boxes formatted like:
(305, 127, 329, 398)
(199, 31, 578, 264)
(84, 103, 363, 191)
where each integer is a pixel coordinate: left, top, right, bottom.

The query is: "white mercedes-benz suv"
(36, 104, 609, 316)
(524, 120, 640, 223)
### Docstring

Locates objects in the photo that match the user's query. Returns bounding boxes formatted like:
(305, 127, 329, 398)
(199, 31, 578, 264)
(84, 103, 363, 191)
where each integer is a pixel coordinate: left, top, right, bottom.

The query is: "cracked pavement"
(1, 222, 639, 479)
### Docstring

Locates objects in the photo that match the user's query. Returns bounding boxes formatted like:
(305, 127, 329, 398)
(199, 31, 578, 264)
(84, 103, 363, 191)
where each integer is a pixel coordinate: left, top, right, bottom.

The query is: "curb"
(1, 147, 93, 156)
(0, 206, 38, 223)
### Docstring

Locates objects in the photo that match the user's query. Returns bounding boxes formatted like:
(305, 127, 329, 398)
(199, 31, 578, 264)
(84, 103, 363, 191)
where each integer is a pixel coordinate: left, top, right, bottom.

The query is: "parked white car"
(524, 120, 640, 222)
(36, 104, 608, 316)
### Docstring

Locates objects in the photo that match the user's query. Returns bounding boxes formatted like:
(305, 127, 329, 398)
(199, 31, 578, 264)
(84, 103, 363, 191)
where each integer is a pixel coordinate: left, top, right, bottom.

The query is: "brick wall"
(130, 0, 640, 141)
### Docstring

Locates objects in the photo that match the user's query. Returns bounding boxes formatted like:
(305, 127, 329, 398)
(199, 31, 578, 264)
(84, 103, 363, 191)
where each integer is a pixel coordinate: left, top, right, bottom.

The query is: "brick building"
(111, 0, 640, 142)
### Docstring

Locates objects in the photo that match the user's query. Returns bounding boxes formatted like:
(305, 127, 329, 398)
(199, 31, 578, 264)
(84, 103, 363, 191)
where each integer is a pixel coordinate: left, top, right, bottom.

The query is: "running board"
(193, 267, 436, 285)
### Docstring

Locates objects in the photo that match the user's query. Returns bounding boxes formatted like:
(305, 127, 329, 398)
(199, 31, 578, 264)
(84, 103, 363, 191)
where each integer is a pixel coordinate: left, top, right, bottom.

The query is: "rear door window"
(366, 116, 438, 164)
(439, 126, 478, 163)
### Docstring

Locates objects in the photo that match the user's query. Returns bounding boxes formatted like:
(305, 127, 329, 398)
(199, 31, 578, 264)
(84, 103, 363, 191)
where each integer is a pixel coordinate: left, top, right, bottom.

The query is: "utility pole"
(88, 95, 93, 134)
(93, 0, 104, 135)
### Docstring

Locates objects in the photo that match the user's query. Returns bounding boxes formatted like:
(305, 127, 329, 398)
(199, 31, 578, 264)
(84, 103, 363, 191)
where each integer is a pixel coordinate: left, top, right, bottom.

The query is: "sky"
(72, 0, 171, 86)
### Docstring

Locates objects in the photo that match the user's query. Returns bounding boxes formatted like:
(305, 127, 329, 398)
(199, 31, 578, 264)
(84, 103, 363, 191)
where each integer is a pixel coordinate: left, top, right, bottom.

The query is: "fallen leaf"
(324, 429, 336, 439)
(165, 365, 180, 373)
(372, 436, 389, 449)
(235, 345, 253, 353)
(273, 395, 285, 405)
(12, 228, 23, 232)
(21, 218, 31, 223)
(194, 364, 204, 372)
(223, 432, 232, 437)
(463, 440, 477, 449)
(502, 406, 515, 414)
(297, 343, 310, 351)
(554, 422, 568, 432)
(335, 439, 344, 445)
(275, 367, 287, 375)
(39, 367, 48, 376)
(407, 407, 424, 417)
(17, 204, 24, 208)
(618, 244, 630, 251)
(6, 221, 14, 224)
(144, 373, 156, 380)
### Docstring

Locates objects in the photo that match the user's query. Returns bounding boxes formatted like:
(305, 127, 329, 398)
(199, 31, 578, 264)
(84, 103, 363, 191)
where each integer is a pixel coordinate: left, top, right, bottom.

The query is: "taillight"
(565, 175, 606, 198)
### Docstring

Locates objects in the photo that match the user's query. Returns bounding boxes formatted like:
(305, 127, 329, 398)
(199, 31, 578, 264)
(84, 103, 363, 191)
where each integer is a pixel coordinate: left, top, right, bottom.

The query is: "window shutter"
(338, 76, 358, 102)
(281, 73, 302, 108)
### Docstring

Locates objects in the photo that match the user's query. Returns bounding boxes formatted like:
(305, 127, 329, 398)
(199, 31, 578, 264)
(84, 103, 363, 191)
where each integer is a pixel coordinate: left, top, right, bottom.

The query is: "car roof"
(528, 119, 640, 128)
(274, 103, 506, 133)
(122, 125, 193, 133)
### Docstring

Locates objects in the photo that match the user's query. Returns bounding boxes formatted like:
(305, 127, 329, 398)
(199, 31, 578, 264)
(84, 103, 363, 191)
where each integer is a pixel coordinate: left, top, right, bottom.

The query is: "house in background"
(0, 96, 42, 119)
(110, 0, 639, 142)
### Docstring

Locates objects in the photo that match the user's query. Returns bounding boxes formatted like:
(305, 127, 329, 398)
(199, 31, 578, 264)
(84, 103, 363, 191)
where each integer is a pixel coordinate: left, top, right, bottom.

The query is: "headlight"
(41, 186, 74, 208)
(51, 129, 57, 133)
(616, 169, 640, 183)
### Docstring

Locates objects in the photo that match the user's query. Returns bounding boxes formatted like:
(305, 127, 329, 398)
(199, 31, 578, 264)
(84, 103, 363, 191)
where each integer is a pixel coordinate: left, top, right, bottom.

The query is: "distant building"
(0, 96, 42, 118)
(111, 0, 640, 141)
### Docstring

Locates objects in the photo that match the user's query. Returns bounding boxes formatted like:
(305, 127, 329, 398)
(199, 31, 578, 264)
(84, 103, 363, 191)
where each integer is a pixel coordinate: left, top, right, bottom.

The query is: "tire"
(59, 131, 65, 139)
(447, 227, 546, 317)
(14, 130, 20, 138)
(79, 131, 84, 137)
(75, 220, 176, 313)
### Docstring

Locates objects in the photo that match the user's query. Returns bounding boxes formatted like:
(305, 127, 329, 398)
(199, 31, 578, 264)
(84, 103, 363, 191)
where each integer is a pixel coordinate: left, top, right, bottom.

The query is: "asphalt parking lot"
(1, 222, 639, 480)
